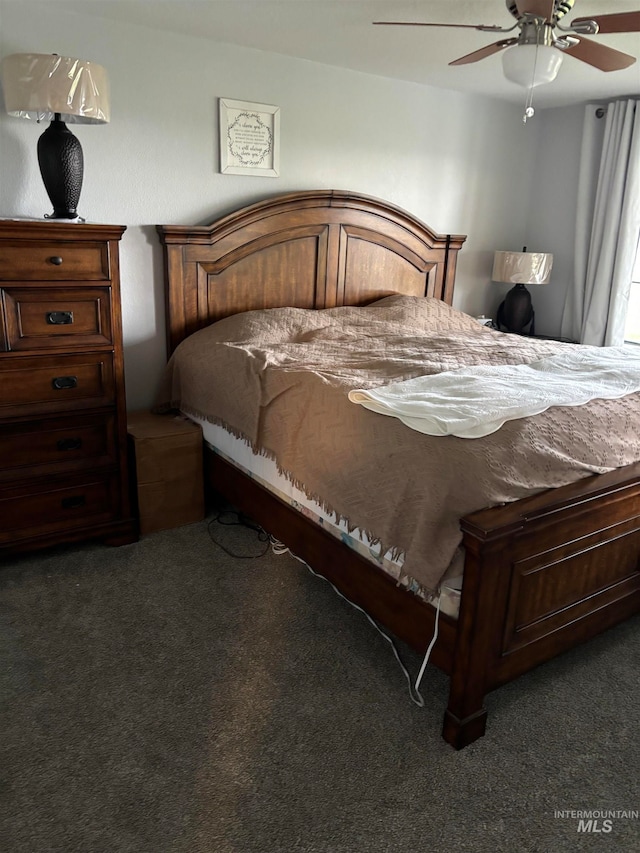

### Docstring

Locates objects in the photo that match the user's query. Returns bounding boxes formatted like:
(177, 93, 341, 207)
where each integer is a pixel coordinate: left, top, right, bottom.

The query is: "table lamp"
(1, 53, 110, 220)
(493, 249, 553, 335)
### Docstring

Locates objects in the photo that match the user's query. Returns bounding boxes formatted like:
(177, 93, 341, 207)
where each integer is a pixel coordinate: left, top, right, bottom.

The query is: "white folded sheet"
(348, 346, 640, 438)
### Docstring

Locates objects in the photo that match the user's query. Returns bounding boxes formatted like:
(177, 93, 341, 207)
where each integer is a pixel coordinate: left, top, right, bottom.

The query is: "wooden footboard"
(445, 461, 640, 748)
(208, 447, 640, 750)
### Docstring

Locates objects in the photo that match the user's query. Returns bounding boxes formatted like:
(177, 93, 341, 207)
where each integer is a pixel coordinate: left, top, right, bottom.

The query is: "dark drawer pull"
(61, 495, 86, 509)
(46, 311, 74, 325)
(52, 375, 78, 390)
(49, 256, 63, 266)
(56, 437, 83, 451)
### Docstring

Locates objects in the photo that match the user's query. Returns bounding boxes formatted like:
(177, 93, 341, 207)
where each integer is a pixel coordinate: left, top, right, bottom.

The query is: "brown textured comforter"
(156, 295, 640, 594)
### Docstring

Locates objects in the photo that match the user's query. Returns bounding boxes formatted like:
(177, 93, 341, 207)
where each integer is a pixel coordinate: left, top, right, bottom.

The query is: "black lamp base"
(497, 283, 535, 335)
(37, 115, 84, 219)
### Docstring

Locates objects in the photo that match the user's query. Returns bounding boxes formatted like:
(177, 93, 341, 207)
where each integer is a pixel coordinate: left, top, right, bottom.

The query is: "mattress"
(190, 413, 463, 618)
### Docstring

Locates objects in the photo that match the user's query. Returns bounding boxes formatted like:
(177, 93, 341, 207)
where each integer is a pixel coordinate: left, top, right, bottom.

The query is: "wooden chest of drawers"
(0, 221, 137, 553)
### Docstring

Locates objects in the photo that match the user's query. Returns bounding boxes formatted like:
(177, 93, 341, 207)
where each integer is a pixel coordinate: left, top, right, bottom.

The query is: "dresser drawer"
(2, 287, 113, 351)
(0, 353, 115, 417)
(0, 472, 120, 543)
(0, 412, 117, 482)
(0, 241, 110, 281)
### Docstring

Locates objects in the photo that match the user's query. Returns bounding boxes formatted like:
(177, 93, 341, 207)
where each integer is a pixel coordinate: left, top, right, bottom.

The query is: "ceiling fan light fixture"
(502, 44, 564, 87)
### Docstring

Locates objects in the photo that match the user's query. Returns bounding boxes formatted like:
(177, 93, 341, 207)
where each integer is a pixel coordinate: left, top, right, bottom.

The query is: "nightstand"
(127, 411, 204, 535)
(0, 220, 137, 554)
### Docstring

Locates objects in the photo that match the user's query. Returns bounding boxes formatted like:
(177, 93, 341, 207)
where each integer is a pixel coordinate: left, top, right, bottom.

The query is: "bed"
(156, 189, 640, 749)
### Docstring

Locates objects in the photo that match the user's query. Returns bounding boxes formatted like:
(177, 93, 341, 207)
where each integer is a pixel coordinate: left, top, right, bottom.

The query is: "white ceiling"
(26, 0, 640, 107)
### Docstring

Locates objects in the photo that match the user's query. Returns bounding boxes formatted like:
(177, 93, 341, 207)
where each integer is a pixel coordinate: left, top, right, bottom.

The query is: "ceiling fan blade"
(571, 11, 640, 34)
(515, 1, 555, 21)
(372, 22, 504, 31)
(449, 39, 518, 66)
(561, 36, 637, 71)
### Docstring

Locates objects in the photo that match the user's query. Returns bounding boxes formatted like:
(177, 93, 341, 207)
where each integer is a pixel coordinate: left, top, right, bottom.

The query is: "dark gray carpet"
(1, 514, 639, 853)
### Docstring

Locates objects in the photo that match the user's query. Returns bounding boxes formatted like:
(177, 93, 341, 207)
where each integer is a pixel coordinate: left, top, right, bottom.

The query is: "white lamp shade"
(492, 251, 553, 285)
(502, 44, 563, 88)
(1, 53, 110, 124)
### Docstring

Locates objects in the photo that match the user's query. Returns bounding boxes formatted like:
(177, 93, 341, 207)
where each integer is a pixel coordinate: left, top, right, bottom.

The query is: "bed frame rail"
(206, 449, 458, 675)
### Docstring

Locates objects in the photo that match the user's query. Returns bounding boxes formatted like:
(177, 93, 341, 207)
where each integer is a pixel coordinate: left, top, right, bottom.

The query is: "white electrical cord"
(270, 537, 442, 708)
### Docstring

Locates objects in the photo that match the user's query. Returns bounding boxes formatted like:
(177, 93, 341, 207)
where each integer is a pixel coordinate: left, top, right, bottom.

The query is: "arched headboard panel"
(157, 190, 466, 356)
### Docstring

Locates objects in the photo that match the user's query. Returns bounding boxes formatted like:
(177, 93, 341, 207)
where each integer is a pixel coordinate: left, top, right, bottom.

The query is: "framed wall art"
(219, 98, 280, 177)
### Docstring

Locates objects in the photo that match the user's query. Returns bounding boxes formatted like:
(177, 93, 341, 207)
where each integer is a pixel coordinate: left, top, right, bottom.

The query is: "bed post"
(442, 527, 515, 749)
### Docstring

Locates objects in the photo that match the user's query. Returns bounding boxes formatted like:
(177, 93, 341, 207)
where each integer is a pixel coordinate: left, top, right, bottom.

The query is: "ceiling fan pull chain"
(523, 39, 540, 122)
(523, 88, 535, 121)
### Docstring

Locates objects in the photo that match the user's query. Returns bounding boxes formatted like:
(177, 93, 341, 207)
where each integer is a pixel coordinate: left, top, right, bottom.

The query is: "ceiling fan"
(373, 1, 640, 118)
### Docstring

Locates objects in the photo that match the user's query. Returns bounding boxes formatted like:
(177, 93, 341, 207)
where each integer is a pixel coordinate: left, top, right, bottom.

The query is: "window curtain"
(561, 99, 640, 346)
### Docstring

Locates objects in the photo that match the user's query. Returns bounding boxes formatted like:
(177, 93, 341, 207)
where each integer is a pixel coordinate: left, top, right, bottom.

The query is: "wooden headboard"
(157, 190, 466, 356)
